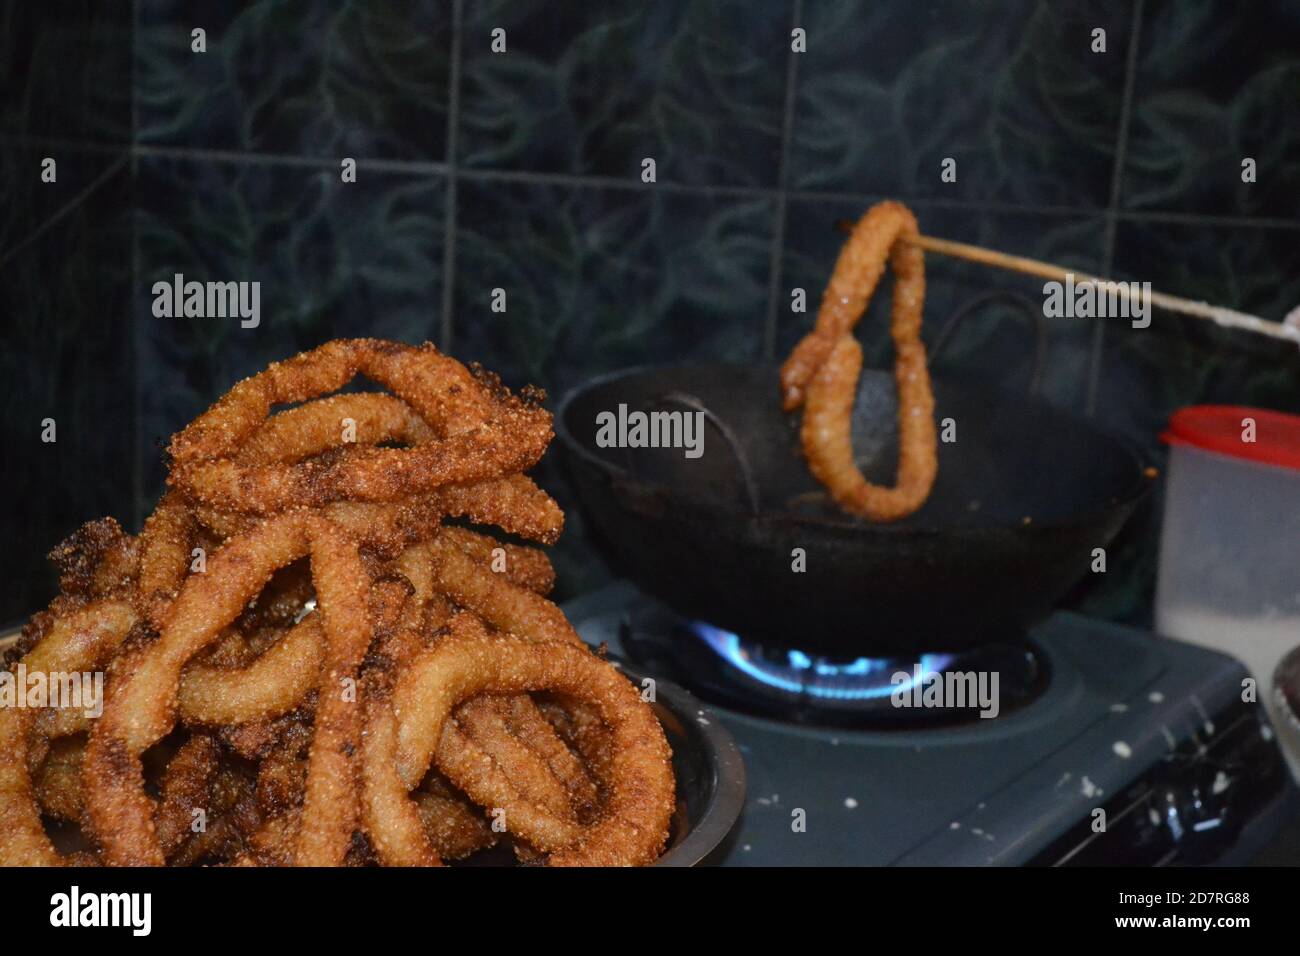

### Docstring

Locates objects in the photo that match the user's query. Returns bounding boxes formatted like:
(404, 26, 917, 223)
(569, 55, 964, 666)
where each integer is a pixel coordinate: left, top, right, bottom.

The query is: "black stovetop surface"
(566, 583, 1300, 866)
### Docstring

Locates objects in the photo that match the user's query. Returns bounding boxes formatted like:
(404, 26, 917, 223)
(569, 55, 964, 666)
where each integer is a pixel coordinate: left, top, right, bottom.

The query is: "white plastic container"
(1155, 405, 1300, 779)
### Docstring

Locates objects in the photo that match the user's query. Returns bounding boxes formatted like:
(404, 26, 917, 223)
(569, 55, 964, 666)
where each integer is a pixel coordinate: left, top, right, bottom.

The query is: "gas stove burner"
(619, 606, 1050, 728)
(690, 621, 957, 703)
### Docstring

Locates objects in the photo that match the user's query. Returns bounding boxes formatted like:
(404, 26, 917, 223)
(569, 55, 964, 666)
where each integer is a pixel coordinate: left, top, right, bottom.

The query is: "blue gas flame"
(690, 621, 956, 701)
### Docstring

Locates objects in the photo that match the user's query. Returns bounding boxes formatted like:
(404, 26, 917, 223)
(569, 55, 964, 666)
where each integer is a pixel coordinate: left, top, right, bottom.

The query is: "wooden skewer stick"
(904, 233, 1300, 348)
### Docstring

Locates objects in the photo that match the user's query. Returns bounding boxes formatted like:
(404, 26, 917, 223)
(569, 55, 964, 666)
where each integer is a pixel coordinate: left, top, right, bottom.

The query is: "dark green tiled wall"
(3, 0, 1298, 620)
(458, 1, 789, 187)
(0, 1, 133, 623)
(133, 155, 447, 513)
(1122, 0, 1300, 220)
(788, 0, 1130, 209)
(136, 0, 452, 161)
(453, 181, 773, 393)
(0, 1, 131, 145)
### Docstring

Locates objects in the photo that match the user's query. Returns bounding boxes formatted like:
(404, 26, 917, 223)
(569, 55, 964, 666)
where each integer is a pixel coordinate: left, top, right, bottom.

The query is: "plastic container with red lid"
(1161, 404, 1300, 472)
(1155, 404, 1300, 779)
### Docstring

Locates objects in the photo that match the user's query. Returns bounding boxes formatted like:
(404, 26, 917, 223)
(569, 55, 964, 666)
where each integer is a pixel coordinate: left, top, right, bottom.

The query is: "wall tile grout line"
(4, 134, 127, 156)
(119, 143, 1300, 232)
(119, 144, 1148, 219)
(763, 0, 803, 361)
(0, 152, 129, 270)
(1100, 0, 1147, 267)
(131, 0, 143, 534)
(787, 190, 1101, 219)
(462, 164, 773, 198)
(1111, 209, 1300, 231)
(439, 0, 464, 353)
(132, 142, 452, 175)
(1086, 0, 1145, 418)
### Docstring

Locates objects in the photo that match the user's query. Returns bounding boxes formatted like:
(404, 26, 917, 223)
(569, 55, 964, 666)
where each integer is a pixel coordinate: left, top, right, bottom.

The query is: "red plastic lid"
(1161, 405, 1300, 472)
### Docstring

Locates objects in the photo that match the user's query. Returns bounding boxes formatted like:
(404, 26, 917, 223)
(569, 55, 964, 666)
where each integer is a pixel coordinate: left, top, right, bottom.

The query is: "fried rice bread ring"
(780, 201, 938, 521)
(389, 614, 674, 867)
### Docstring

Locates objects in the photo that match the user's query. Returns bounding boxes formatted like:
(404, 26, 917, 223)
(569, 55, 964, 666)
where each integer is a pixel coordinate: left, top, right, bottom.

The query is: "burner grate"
(620, 605, 1049, 729)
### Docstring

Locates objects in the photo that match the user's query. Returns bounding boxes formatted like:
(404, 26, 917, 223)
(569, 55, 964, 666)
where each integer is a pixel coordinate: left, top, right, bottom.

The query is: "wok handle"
(927, 291, 1048, 397)
(622, 391, 763, 515)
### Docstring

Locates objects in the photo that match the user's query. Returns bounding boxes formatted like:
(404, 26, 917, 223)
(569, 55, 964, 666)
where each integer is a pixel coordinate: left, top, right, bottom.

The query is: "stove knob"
(1151, 765, 1237, 862)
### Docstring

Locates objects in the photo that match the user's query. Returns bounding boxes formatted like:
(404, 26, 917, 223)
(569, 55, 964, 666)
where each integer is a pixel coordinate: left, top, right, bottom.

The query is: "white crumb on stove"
(1160, 725, 1178, 749)
(949, 821, 961, 830)
(756, 797, 771, 807)
(697, 716, 710, 726)
(1148, 691, 1164, 703)
(970, 827, 995, 842)
(830, 737, 840, 746)
(1212, 771, 1230, 795)
(1080, 776, 1103, 799)
(1148, 808, 1160, 826)
(977, 802, 986, 810)
(1110, 702, 1128, 713)
(1261, 723, 1275, 741)
(843, 797, 858, 809)
(1055, 772, 1072, 789)
(742, 844, 752, 852)
(1112, 741, 1132, 759)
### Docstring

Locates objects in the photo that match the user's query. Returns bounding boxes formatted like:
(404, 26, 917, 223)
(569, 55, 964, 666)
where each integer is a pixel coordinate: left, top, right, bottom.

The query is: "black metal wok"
(556, 357, 1150, 658)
